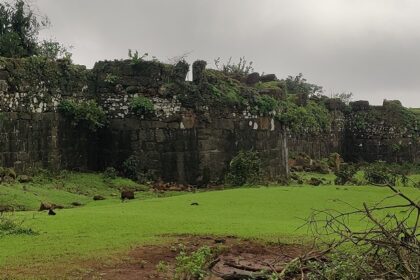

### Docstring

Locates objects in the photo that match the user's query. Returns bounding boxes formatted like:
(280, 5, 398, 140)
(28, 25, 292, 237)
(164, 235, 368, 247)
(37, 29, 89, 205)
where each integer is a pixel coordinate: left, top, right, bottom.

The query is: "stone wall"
(0, 57, 418, 184)
(288, 101, 419, 164)
(98, 112, 287, 184)
(0, 58, 288, 184)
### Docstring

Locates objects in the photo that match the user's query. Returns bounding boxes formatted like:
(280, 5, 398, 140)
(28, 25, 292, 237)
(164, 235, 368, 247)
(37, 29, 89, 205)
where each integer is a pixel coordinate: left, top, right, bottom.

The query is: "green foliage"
(0, 216, 36, 237)
(205, 69, 245, 107)
(1, 184, 420, 274)
(58, 100, 107, 131)
(214, 56, 254, 78)
(104, 73, 120, 85)
(276, 100, 331, 134)
(255, 81, 282, 91)
(156, 261, 169, 273)
(332, 92, 353, 105)
(128, 49, 148, 65)
(3, 56, 88, 97)
(334, 165, 358, 185)
(349, 103, 418, 133)
(254, 95, 279, 115)
(364, 162, 397, 186)
(0, 0, 70, 60)
(0, 0, 44, 57)
(174, 246, 214, 280)
(103, 167, 118, 180)
(130, 96, 155, 116)
(283, 73, 323, 96)
(122, 156, 140, 180)
(307, 253, 372, 280)
(225, 151, 262, 186)
(36, 39, 72, 61)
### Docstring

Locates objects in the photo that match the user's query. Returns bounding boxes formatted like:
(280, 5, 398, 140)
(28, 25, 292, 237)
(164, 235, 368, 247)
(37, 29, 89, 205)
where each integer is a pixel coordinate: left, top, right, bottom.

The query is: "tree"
(283, 73, 323, 96)
(0, 0, 70, 60)
(0, 0, 46, 57)
(332, 91, 353, 105)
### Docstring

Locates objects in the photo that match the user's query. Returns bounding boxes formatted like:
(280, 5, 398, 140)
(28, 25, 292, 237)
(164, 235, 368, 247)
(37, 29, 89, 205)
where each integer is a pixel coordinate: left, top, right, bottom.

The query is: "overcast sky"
(35, 0, 419, 107)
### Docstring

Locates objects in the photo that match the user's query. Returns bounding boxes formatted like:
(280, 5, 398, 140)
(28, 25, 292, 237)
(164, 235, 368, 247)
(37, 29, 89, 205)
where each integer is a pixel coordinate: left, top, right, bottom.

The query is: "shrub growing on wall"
(58, 100, 107, 131)
(254, 95, 279, 115)
(225, 151, 262, 186)
(276, 100, 331, 134)
(130, 96, 155, 116)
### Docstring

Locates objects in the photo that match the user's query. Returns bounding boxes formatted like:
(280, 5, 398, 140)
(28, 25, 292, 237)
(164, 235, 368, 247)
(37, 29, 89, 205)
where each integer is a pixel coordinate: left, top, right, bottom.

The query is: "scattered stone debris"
(39, 202, 63, 211)
(120, 190, 135, 201)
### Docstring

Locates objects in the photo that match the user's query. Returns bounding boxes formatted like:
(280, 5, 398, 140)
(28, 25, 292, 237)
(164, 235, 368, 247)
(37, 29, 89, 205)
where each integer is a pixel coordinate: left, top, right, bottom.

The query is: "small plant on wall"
(128, 49, 148, 65)
(104, 73, 120, 85)
(130, 96, 155, 116)
(58, 99, 107, 131)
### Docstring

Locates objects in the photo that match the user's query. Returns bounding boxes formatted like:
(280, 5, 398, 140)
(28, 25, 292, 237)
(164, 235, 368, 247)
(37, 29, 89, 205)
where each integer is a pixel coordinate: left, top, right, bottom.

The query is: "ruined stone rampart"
(0, 57, 288, 184)
(0, 57, 418, 184)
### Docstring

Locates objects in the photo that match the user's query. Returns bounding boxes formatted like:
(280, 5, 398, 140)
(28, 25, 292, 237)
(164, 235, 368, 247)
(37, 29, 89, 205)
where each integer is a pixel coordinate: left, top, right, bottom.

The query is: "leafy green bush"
(276, 100, 331, 134)
(122, 156, 140, 180)
(334, 164, 358, 185)
(307, 253, 372, 280)
(128, 49, 148, 65)
(214, 56, 254, 78)
(130, 96, 155, 116)
(364, 162, 397, 186)
(103, 167, 118, 180)
(225, 151, 262, 186)
(254, 95, 279, 115)
(104, 73, 120, 85)
(283, 73, 323, 96)
(0, 216, 36, 237)
(174, 246, 214, 280)
(58, 100, 107, 131)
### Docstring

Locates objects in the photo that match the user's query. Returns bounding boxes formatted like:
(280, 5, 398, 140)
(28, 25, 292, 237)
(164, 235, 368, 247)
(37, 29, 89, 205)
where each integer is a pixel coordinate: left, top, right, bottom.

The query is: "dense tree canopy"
(0, 0, 46, 57)
(0, 0, 70, 59)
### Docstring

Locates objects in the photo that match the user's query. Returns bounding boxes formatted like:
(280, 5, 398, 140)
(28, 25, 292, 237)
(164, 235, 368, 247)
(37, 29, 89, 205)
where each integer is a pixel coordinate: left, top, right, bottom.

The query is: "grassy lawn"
(0, 172, 144, 211)
(1, 181, 419, 275)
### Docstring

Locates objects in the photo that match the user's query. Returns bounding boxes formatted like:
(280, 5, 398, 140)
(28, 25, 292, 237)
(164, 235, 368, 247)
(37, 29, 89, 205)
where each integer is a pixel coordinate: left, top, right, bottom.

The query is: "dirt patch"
(74, 235, 308, 280)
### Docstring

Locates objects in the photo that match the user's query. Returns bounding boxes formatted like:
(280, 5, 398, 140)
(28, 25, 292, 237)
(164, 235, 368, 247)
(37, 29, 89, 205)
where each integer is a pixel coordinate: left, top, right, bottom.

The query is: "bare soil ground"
(70, 235, 308, 280)
(0, 235, 308, 279)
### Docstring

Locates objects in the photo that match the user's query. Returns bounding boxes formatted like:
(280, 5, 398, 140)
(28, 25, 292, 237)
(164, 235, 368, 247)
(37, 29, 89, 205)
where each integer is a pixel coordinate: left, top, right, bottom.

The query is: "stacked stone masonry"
(0, 57, 418, 185)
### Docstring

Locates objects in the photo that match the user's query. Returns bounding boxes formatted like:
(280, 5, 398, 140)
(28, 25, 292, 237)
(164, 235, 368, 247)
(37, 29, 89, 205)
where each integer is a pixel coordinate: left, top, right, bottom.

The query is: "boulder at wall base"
(39, 202, 52, 211)
(39, 202, 64, 211)
(121, 190, 135, 200)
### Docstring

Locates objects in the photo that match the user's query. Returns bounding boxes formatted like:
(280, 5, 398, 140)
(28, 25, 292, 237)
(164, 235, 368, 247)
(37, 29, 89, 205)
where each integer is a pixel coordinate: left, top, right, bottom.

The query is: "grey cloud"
(36, 0, 420, 106)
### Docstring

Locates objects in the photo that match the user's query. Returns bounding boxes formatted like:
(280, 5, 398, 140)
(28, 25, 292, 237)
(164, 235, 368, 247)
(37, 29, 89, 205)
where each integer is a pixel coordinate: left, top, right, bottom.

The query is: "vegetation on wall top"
(2, 56, 88, 95)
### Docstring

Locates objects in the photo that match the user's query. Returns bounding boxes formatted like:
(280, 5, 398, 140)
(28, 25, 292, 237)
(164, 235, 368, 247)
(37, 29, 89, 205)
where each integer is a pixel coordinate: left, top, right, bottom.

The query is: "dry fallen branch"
(304, 182, 420, 280)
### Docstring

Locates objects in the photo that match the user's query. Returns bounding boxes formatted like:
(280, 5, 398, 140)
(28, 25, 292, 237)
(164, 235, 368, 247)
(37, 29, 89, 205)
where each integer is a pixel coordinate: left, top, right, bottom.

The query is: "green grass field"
(1, 174, 419, 275)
